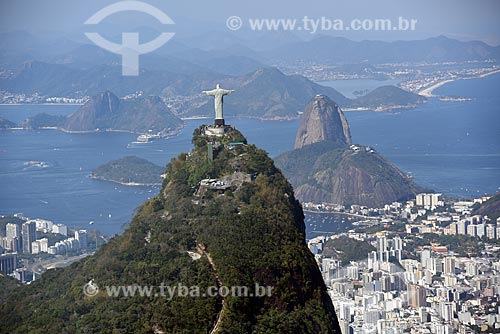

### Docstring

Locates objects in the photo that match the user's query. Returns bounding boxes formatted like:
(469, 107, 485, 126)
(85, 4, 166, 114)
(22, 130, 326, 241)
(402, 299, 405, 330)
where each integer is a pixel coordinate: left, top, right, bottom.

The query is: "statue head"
(216, 84, 220, 89)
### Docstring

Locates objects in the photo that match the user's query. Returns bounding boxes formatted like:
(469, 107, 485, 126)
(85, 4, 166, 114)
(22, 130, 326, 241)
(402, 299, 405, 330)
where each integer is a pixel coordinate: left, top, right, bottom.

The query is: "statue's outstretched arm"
(202, 89, 217, 96)
(222, 89, 235, 95)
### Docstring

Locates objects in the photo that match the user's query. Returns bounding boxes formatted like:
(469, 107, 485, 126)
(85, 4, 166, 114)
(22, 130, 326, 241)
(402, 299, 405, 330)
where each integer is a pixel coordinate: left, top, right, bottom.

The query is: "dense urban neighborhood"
(308, 194, 500, 333)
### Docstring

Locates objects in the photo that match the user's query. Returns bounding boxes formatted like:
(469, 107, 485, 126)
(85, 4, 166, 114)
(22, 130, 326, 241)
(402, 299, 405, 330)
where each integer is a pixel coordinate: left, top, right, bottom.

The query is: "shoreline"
(418, 69, 500, 97)
(89, 175, 161, 187)
(0, 126, 183, 138)
(418, 79, 456, 97)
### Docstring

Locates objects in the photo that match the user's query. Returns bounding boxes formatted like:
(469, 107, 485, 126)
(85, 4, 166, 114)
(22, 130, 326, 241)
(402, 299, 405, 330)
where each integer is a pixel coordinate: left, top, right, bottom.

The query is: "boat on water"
(135, 133, 160, 143)
(24, 160, 49, 168)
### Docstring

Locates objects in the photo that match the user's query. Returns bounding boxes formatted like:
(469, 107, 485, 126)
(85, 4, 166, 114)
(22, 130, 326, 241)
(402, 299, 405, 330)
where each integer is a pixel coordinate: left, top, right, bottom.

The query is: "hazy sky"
(1, 0, 500, 45)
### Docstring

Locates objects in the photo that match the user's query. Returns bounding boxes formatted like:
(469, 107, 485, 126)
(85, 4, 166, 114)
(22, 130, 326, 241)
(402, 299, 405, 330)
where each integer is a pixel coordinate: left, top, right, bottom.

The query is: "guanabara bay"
(0, 103, 342, 333)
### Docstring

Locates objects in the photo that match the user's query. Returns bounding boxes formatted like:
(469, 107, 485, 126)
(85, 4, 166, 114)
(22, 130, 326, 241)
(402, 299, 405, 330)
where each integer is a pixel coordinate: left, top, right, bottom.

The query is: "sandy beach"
(419, 79, 457, 97)
(419, 69, 500, 97)
(478, 68, 500, 78)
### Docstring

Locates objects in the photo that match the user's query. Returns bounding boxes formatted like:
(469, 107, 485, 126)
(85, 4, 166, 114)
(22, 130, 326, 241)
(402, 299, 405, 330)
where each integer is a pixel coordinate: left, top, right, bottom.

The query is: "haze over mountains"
(1, 30, 498, 120)
(2, 29, 499, 68)
(265, 35, 500, 64)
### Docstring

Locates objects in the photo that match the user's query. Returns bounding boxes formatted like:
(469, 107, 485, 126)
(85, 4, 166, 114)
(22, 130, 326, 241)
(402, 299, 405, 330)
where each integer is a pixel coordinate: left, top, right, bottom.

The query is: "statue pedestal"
(204, 125, 230, 137)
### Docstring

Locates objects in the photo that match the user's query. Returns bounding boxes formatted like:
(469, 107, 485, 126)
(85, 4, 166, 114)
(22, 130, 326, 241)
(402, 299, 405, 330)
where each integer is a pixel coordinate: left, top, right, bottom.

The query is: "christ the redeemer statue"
(202, 84, 235, 126)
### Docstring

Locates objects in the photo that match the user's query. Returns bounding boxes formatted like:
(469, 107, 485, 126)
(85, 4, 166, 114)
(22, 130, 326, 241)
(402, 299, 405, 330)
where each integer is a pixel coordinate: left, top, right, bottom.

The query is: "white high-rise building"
(457, 220, 469, 235)
(486, 224, 497, 239)
(75, 230, 88, 249)
(416, 193, 443, 208)
(6, 223, 21, 251)
(475, 224, 486, 238)
(39, 238, 48, 252)
(22, 221, 36, 254)
(31, 241, 41, 254)
(408, 284, 427, 308)
(421, 249, 431, 269)
(439, 302, 454, 322)
(443, 257, 455, 275)
(467, 224, 477, 237)
(52, 224, 68, 236)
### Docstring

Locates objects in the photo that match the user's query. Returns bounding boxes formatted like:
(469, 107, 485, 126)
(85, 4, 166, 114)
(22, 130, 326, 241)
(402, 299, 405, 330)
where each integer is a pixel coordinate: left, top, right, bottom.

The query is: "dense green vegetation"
(356, 221, 407, 234)
(0, 275, 19, 304)
(0, 126, 341, 333)
(92, 156, 164, 185)
(407, 233, 485, 257)
(323, 236, 376, 265)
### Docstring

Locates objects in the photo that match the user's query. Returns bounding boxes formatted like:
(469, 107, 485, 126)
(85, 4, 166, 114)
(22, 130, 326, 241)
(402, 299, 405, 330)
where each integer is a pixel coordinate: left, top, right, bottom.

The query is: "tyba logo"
(84, 1, 175, 76)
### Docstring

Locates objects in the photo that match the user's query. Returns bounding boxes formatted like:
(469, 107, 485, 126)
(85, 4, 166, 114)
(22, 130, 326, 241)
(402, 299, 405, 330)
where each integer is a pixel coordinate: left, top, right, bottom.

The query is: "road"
(196, 243, 225, 334)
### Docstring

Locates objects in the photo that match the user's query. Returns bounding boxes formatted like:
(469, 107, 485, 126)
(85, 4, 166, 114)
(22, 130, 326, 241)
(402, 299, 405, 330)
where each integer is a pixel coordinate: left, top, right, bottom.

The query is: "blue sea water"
(0, 73, 499, 236)
(345, 74, 500, 198)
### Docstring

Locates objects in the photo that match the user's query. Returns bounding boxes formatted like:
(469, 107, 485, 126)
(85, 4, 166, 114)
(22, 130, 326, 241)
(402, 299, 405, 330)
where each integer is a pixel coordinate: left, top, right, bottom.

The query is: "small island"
(0, 116, 17, 129)
(91, 156, 164, 186)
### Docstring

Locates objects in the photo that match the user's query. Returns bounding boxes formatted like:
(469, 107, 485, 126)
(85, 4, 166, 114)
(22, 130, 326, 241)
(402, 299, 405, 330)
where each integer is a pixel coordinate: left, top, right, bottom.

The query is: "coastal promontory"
(276, 95, 422, 207)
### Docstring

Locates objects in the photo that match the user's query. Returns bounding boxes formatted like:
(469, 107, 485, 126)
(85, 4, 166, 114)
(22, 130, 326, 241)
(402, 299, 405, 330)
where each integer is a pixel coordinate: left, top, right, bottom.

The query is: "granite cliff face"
(276, 96, 422, 208)
(63, 91, 119, 131)
(294, 95, 351, 149)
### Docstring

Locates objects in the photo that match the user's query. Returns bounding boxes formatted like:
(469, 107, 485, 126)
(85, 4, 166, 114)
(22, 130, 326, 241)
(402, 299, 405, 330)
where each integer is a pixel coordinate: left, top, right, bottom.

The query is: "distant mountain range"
(275, 95, 422, 207)
(20, 91, 183, 135)
(264, 35, 500, 64)
(2, 30, 498, 69)
(3, 31, 496, 119)
(0, 60, 213, 97)
(0, 63, 426, 119)
(184, 67, 349, 119)
(184, 68, 425, 118)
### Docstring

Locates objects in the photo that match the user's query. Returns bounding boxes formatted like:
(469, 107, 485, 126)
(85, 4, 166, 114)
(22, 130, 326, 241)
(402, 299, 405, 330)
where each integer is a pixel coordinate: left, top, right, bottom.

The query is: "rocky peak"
(294, 94, 351, 149)
(91, 90, 120, 115)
